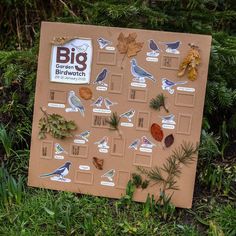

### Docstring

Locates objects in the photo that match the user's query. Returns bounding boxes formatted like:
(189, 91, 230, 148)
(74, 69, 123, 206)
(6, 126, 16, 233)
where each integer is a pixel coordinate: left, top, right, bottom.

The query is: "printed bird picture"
(104, 98, 117, 110)
(76, 130, 90, 142)
(130, 59, 156, 83)
(160, 114, 176, 124)
(93, 68, 108, 86)
(129, 139, 140, 150)
(94, 136, 109, 149)
(140, 136, 156, 149)
(68, 90, 85, 116)
(40, 162, 71, 182)
(162, 78, 187, 94)
(147, 39, 161, 57)
(91, 96, 103, 108)
(55, 143, 68, 155)
(97, 37, 112, 49)
(162, 40, 181, 54)
(71, 43, 89, 52)
(101, 169, 115, 182)
(120, 109, 135, 122)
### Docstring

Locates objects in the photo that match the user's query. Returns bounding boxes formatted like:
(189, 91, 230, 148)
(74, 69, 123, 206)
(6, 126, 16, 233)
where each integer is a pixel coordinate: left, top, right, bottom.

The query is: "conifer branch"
(139, 141, 198, 192)
(149, 93, 169, 113)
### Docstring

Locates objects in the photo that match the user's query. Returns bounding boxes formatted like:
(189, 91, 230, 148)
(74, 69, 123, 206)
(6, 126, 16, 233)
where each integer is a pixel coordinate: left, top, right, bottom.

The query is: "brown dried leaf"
(188, 67, 198, 81)
(117, 32, 143, 58)
(127, 41, 144, 57)
(178, 45, 201, 81)
(79, 87, 93, 100)
(127, 32, 137, 43)
(117, 33, 128, 54)
(151, 123, 164, 142)
(164, 134, 174, 148)
(51, 37, 76, 45)
(93, 157, 104, 170)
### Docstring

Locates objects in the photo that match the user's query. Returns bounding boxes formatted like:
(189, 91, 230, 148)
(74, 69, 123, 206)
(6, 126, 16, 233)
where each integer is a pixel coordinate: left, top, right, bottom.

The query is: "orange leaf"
(151, 123, 164, 142)
(188, 67, 198, 81)
(178, 44, 201, 81)
(93, 157, 104, 170)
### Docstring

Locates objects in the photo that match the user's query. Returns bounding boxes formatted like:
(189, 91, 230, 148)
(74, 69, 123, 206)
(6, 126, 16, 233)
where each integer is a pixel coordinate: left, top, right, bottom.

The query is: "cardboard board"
(28, 22, 212, 208)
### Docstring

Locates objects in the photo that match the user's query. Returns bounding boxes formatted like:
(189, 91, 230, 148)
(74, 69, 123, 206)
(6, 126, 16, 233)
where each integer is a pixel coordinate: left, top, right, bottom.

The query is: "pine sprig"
(38, 107, 77, 139)
(106, 112, 123, 137)
(139, 141, 198, 192)
(149, 93, 169, 113)
(106, 112, 120, 130)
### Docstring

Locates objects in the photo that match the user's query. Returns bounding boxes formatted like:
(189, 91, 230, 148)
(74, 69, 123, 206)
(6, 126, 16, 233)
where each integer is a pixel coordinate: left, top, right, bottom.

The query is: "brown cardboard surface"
(28, 22, 212, 208)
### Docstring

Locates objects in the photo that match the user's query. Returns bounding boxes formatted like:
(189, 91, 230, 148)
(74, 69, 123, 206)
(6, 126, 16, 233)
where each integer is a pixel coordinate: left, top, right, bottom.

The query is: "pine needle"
(149, 93, 169, 113)
(106, 112, 120, 130)
(139, 142, 198, 192)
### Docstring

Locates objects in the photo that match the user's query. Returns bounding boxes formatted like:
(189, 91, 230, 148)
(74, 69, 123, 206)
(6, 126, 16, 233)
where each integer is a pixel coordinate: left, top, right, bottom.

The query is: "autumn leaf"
(164, 134, 174, 148)
(117, 33, 128, 53)
(127, 41, 144, 57)
(151, 123, 164, 142)
(178, 44, 200, 81)
(93, 157, 104, 170)
(117, 32, 144, 58)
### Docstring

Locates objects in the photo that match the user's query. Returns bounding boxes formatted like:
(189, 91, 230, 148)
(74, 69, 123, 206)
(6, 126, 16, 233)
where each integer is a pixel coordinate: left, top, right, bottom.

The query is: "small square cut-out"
(97, 51, 117, 66)
(111, 137, 126, 157)
(74, 171, 93, 185)
(92, 114, 110, 128)
(176, 113, 193, 135)
(41, 141, 53, 159)
(69, 144, 88, 158)
(175, 91, 195, 107)
(136, 111, 150, 131)
(48, 90, 66, 103)
(116, 171, 130, 189)
(161, 55, 180, 70)
(128, 88, 147, 103)
(109, 74, 123, 94)
(133, 152, 152, 167)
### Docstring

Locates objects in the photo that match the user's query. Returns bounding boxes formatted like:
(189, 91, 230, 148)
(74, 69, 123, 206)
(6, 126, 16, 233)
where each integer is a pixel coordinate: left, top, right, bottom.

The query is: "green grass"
(0, 188, 201, 236)
(0, 168, 235, 235)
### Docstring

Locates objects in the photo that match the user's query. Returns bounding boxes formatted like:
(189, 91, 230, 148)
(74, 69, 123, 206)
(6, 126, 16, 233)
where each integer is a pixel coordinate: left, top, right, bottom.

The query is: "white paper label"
(50, 176, 71, 182)
(99, 148, 108, 153)
(139, 147, 152, 153)
(162, 120, 176, 125)
(93, 108, 111, 114)
(146, 57, 159, 62)
(79, 165, 90, 171)
(100, 181, 115, 187)
(177, 87, 195, 92)
(54, 155, 64, 160)
(50, 38, 92, 84)
(48, 103, 65, 108)
(96, 86, 108, 91)
(121, 122, 134, 127)
(162, 124, 175, 129)
(105, 46, 115, 51)
(131, 82, 147, 88)
(74, 139, 86, 144)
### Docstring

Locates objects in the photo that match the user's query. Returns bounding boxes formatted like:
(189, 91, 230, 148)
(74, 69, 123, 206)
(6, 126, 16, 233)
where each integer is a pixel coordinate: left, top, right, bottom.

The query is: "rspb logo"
(50, 38, 92, 84)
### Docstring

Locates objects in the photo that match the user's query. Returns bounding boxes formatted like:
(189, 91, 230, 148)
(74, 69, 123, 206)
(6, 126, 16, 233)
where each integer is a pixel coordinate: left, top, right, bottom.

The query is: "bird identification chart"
(28, 22, 211, 208)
